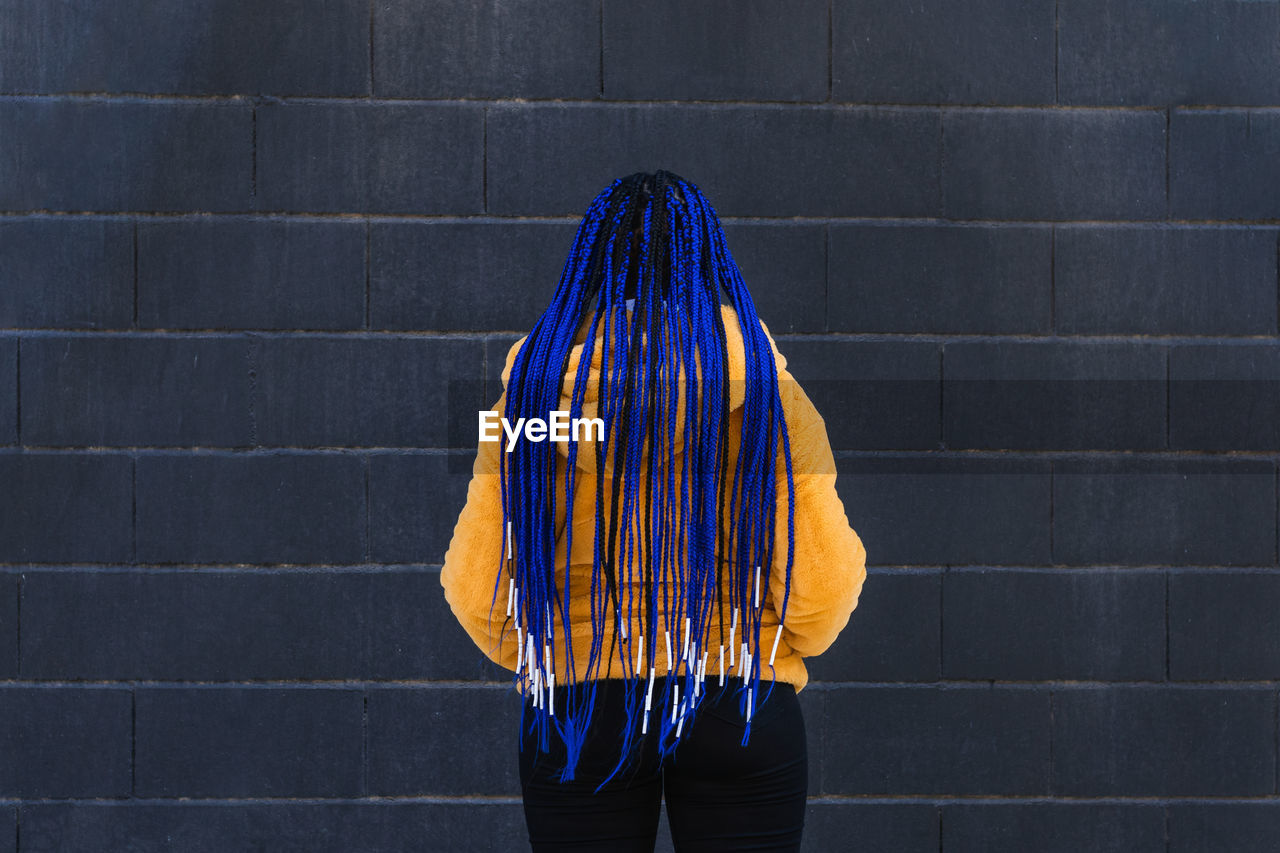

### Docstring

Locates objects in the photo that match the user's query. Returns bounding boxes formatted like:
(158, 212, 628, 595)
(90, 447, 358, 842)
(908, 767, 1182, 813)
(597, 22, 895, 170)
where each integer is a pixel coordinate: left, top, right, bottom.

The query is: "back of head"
(498, 170, 796, 784)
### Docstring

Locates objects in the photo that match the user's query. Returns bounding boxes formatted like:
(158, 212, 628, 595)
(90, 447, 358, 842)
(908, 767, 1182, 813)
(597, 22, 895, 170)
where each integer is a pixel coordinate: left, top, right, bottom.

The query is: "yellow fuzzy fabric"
(440, 304, 867, 692)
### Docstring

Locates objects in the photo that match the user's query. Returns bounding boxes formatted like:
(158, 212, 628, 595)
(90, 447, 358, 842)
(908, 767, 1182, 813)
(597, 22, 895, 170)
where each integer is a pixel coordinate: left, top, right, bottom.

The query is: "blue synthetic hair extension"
(491, 170, 796, 786)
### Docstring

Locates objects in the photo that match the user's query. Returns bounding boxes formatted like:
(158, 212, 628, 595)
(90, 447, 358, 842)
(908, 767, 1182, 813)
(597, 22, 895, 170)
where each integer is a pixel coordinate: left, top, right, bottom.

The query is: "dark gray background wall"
(2, 1, 1279, 850)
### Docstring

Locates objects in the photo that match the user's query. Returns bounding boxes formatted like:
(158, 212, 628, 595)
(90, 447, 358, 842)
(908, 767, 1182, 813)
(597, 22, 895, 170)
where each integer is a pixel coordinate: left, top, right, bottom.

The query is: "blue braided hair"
(490, 169, 796, 785)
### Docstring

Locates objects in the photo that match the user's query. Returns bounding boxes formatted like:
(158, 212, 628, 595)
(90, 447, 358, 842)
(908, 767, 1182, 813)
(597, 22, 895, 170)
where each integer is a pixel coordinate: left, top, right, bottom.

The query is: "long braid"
(497, 170, 796, 782)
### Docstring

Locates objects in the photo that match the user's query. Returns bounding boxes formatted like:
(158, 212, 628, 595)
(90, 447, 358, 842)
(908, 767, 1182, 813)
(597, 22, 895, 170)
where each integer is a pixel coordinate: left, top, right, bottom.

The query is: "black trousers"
(519, 676, 807, 852)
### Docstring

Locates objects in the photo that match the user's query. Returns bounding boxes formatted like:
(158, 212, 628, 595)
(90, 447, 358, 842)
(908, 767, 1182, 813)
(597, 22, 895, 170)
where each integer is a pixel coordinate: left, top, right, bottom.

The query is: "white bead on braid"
(769, 624, 784, 667)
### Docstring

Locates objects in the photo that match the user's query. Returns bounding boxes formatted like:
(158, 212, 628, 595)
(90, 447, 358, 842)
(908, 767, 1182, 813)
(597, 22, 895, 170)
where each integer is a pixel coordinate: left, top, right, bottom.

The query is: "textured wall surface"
(2, 1, 1279, 850)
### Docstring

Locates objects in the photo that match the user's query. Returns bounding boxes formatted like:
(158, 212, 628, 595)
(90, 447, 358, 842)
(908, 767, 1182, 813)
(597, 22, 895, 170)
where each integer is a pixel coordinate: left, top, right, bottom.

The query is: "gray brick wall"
(2, 1, 1278, 850)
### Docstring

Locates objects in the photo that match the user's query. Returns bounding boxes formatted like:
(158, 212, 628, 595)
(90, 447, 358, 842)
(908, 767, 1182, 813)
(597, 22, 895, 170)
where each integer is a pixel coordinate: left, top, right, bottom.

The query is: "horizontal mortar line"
(4, 211, 1280, 228)
(807, 794, 1280, 805)
(0, 679, 511, 688)
(0, 564, 443, 572)
(0, 446, 483, 455)
(0, 446, 471, 453)
(9, 328, 1280, 344)
(5, 560, 1274, 573)
(805, 679, 1280, 688)
(0, 795, 525, 805)
(830, 448, 1280, 459)
(5, 93, 1277, 111)
(0, 795, 1277, 806)
(780, 333, 1280, 343)
(0, 679, 1273, 689)
(891, 565, 1280, 573)
(3, 564, 1278, 573)
(6, 447, 1280, 461)
(1, 328, 497, 338)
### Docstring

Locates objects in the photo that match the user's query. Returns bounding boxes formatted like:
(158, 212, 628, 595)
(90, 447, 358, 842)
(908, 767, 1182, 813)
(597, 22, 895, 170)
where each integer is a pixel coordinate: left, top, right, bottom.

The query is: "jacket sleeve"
(439, 388, 520, 673)
(440, 335, 578, 672)
(767, 368, 868, 658)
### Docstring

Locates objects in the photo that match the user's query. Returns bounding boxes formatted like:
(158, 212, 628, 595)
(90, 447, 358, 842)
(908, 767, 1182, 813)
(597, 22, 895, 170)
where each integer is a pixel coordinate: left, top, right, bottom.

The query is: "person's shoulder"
(719, 303, 789, 376)
(757, 317, 789, 376)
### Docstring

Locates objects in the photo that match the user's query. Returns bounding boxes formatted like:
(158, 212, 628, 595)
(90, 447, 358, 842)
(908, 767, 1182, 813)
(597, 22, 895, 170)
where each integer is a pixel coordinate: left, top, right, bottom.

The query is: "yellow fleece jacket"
(440, 304, 867, 692)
